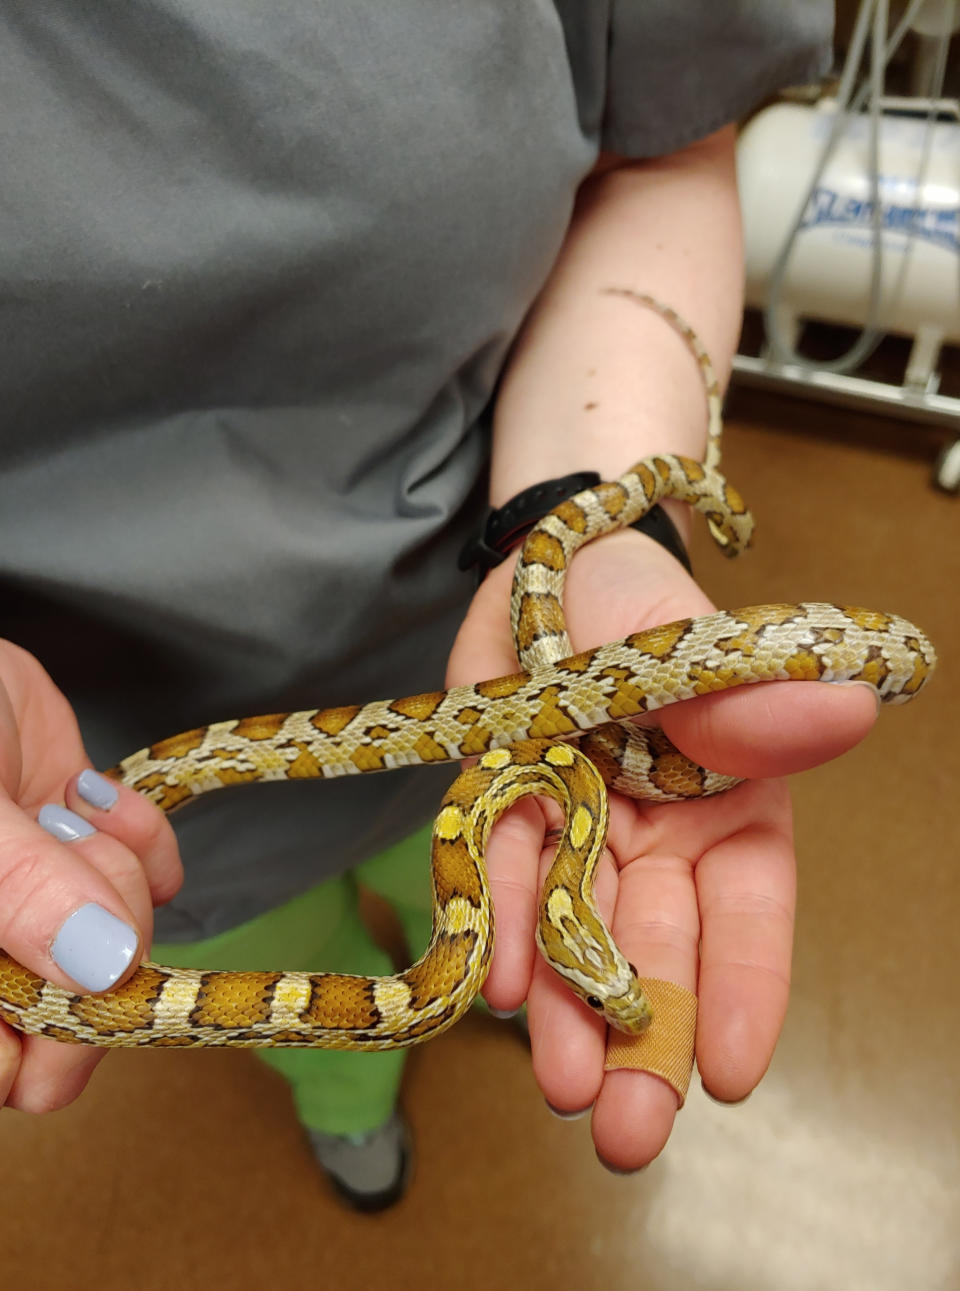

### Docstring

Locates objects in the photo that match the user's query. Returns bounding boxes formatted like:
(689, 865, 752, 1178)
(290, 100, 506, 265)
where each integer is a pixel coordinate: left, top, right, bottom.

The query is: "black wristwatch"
(458, 470, 691, 578)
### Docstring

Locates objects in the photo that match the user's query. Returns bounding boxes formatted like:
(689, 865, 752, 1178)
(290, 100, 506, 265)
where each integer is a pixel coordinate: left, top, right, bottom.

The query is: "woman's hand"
(0, 640, 182, 1112)
(446, 532, 878, 1171)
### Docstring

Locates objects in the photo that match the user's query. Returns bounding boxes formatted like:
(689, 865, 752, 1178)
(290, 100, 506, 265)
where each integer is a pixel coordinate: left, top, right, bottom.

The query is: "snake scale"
(0, 294, 937, 1052)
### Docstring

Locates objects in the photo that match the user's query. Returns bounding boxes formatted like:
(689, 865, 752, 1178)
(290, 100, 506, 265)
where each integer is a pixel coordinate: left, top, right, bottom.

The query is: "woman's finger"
(0, 799, 150, 996)
(589, 816, 701, 1170)
(0, 1018, 19, 1107)
(480, 796, 545, 1015)
(660, 680, 880, 781)
(693, 778, 796, 1102)
(0, 802, 159, 1111)
(64, 769, 183, 907)
(527, 842, 620, 1117)
(2, 1031, 106, 1114)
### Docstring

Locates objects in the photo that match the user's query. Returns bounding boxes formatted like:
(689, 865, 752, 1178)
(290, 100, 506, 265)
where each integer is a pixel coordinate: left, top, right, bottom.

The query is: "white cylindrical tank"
(737, 101, 960, 343)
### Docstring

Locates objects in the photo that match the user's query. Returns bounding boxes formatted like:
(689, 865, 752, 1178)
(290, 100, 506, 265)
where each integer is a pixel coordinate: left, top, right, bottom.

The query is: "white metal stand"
(732, 328, 960, 493)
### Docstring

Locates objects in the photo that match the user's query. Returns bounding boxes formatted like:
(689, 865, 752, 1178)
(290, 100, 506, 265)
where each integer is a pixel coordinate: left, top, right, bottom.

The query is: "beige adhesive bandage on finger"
(604, 977, 698, 1105)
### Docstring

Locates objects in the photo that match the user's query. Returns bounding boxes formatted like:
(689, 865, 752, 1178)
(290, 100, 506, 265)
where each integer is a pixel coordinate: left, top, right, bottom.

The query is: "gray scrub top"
(0, 1, 831, 940)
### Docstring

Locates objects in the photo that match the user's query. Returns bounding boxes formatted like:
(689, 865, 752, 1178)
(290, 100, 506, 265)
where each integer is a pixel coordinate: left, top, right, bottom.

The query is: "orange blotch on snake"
(457, 724, 494, 757)
(596, 667, 651, 718)
(413, 731, 450, 763)
(231, 713, 288, 741)
(213, 764, 264, 789)
(310, 705, 362, 736)
(431, 835, 485, 908)
(0, 950, 44, 1013)
(286, 745, 325, 778)
(404, 931, 477, 1011)
(474, 672, 528, 700)
(783, 650, 823, 682)
(626, 619, 690, 660)
(550, 498, 589, 534)
(128, 772, 194, 811)
(854, 653, 890, 690)
(190, 971, 283, 1029)
(514, 592, 567, 656)
(593, 481, 629, 521)
(390, 691, 447, 721)
(526, 686, 578, 738)
(632, 460, 658, 496)
(301, 975, 380, 1030)
(522, 530, 566, 572)
(69, 964, 169, 1034)
(150, 726, 206, 761)
(350, 745, 386, 772)
(847, 607, 893, 632)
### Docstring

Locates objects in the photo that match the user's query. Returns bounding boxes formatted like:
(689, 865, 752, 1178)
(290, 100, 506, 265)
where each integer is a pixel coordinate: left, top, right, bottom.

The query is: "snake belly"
(0, 601, 936, 1050)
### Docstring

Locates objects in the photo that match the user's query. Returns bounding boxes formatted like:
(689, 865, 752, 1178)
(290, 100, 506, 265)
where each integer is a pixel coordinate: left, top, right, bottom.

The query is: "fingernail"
(839, 680, 882, 713)
(50, 903, 138, 992)
(596, 1152, 649, 1176)
(38, 804, 98, 842)
(702, 1084, 752, 1107)
(546, 1101, 593, 1121)
(488, 1006, 519, 1019)
(77, 769, 119, 811)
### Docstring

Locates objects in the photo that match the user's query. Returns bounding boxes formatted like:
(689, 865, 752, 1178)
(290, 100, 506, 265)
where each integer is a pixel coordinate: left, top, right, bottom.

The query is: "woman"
(0, 2, 873, 1210)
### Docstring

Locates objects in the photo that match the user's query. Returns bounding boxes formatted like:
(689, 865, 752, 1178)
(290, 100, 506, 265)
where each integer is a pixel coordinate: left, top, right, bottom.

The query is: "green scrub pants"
(154, 823, 435, 1136)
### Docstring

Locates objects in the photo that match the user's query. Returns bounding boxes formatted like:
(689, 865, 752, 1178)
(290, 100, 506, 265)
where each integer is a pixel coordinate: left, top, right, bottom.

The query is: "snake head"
(559, 956, 653, 1035)
(538, 886, 654, 1035)
(589, 967, 653, 1036)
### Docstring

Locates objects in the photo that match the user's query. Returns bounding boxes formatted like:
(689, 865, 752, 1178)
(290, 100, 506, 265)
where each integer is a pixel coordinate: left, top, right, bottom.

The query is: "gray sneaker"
(308, 1111, 413, 1212)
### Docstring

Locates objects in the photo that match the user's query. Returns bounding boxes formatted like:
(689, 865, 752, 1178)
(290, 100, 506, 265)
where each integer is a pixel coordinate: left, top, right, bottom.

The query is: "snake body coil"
(0, 295, 937, 1052)
(0, 601, 935, 1049)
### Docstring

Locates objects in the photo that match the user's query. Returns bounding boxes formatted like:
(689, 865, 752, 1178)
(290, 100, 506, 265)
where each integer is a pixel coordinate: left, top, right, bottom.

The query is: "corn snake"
(0, 295, 937, 1051)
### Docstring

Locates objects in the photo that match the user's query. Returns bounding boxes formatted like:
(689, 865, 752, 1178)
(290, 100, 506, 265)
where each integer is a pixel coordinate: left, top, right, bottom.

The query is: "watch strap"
(458, 471, 691, 576)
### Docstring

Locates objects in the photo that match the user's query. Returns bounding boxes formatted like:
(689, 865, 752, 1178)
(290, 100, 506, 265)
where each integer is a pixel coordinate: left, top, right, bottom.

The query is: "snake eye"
(586, 995, 602, 1010)
(627, 962, 638, 977)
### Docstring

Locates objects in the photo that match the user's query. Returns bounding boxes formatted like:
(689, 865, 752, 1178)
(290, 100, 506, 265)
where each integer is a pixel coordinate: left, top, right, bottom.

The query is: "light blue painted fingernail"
(488, 1006, 519, 1019)
(77, 769, 119, 811)
(38, 804, 98, 842)
(50, 903, 138, 992)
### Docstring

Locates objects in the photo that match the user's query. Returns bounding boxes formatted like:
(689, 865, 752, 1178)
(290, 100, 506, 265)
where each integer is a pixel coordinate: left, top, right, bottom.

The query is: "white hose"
(762, 0, 953, 373)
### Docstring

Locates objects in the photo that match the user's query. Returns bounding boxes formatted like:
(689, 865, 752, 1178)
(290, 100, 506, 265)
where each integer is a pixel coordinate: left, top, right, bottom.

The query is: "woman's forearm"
(490, 126, 744, 536)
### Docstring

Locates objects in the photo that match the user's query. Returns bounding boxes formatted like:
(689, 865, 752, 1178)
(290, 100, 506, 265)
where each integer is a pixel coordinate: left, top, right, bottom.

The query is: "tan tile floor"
(3, 392, 958, 1290)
